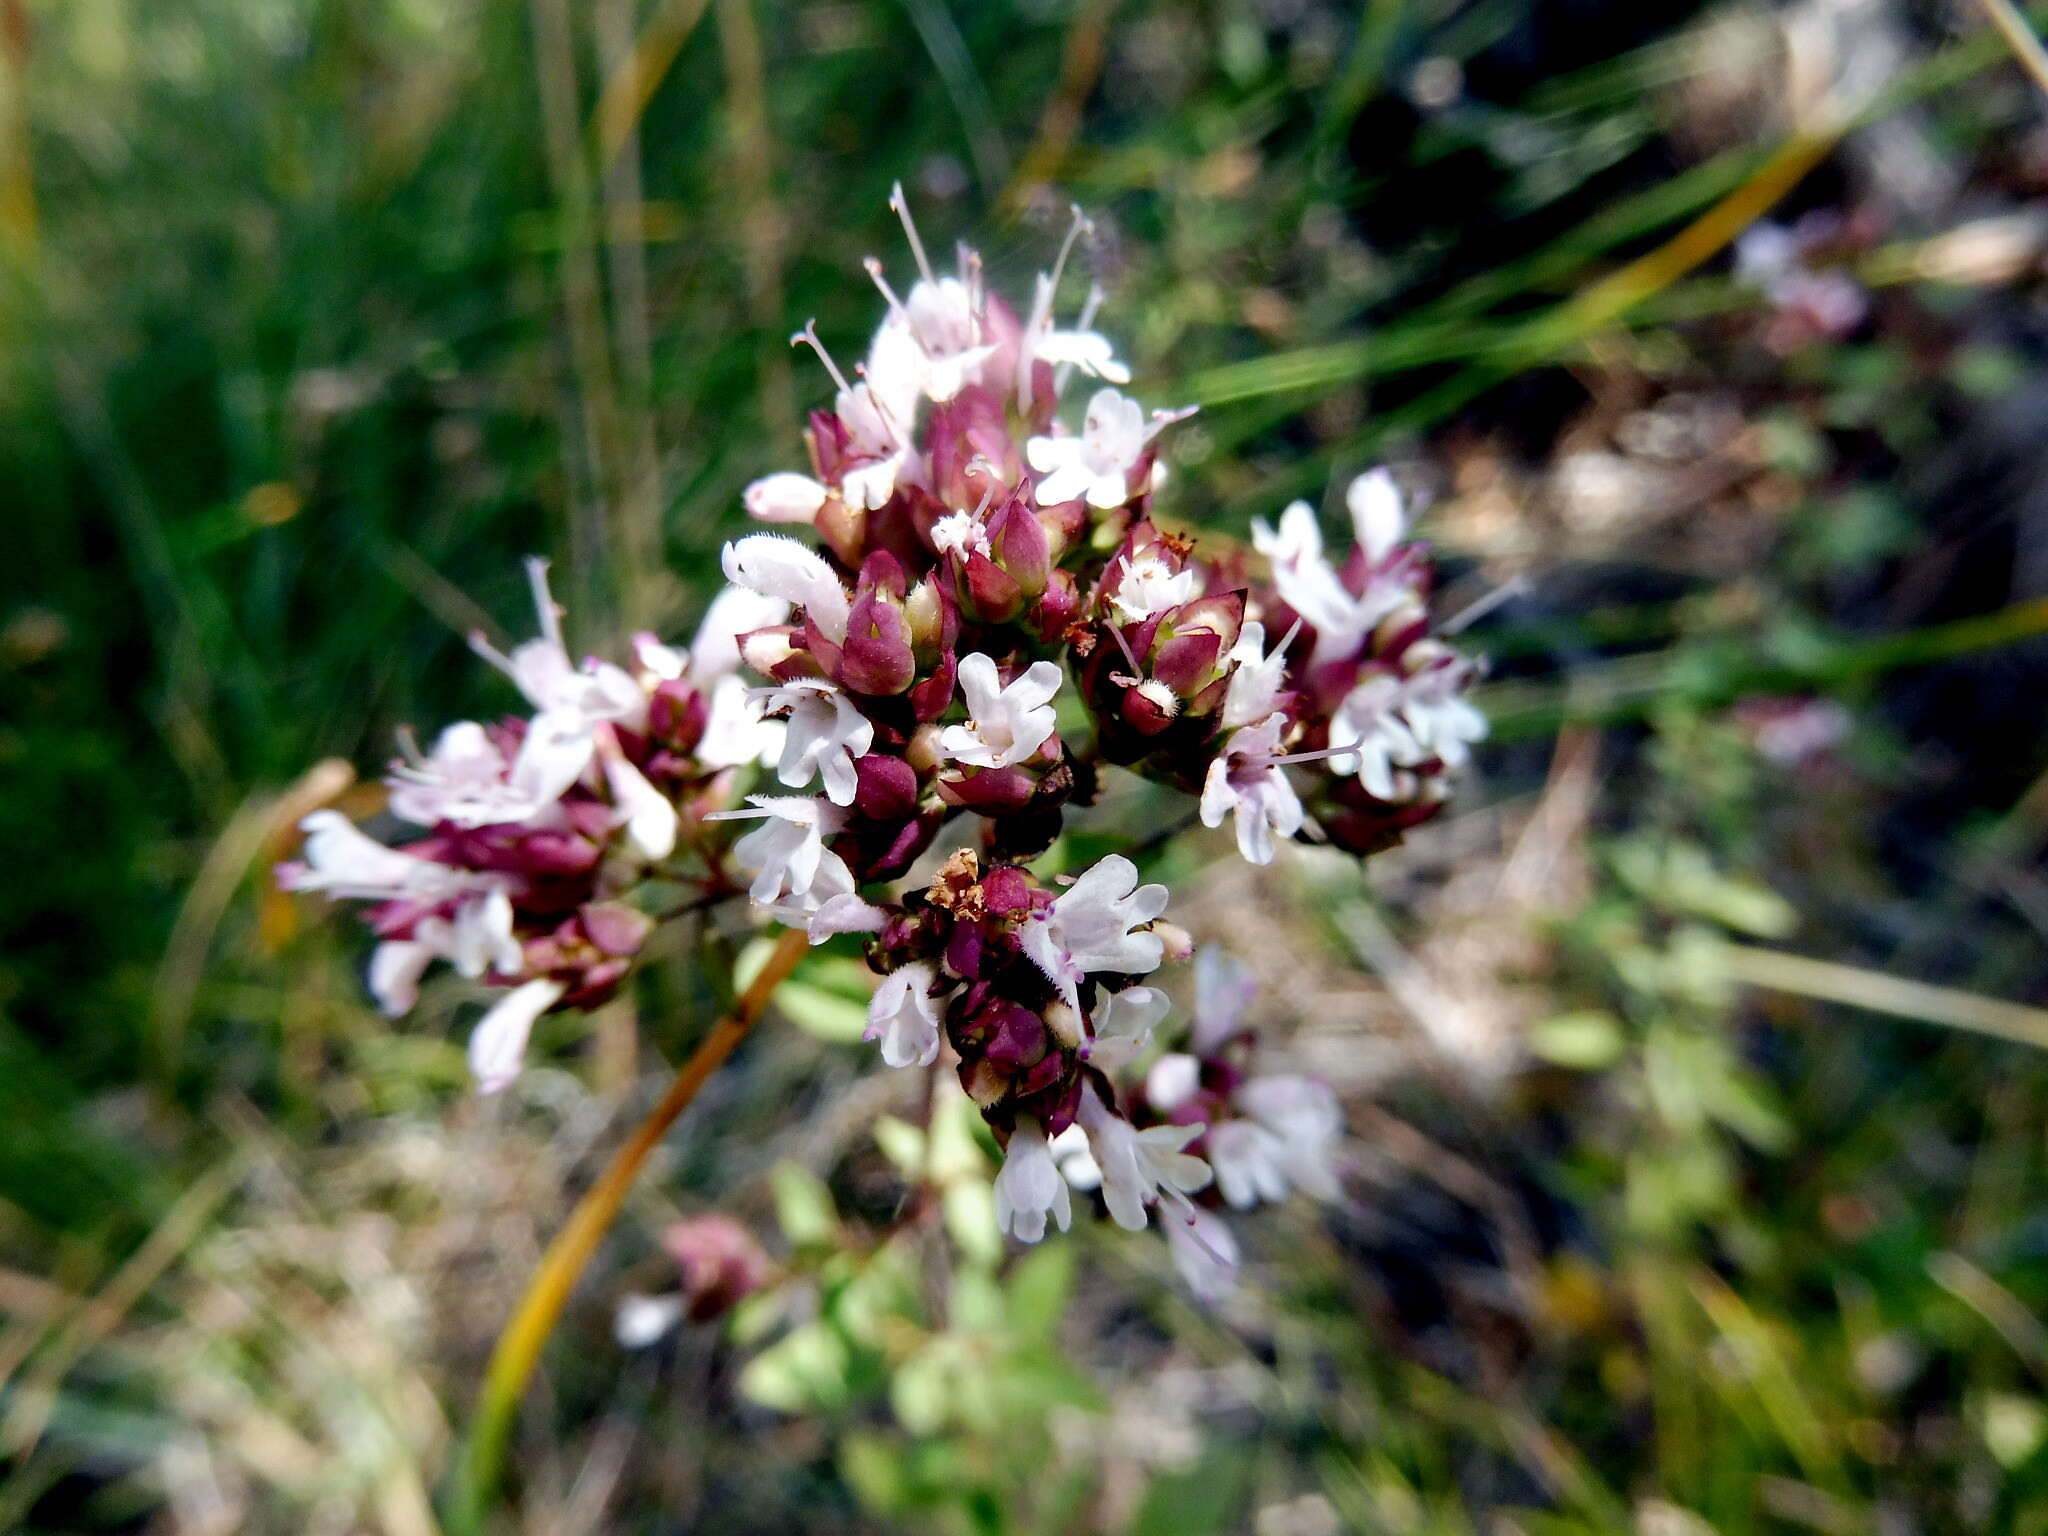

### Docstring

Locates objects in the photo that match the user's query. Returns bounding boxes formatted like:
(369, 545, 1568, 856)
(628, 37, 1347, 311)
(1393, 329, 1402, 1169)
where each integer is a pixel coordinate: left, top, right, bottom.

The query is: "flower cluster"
(280, 190, 1486, 1290)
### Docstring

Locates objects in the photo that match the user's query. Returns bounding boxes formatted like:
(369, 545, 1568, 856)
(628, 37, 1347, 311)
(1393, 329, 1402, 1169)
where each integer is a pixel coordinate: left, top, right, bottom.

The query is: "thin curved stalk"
(444, 924, 811, 1533)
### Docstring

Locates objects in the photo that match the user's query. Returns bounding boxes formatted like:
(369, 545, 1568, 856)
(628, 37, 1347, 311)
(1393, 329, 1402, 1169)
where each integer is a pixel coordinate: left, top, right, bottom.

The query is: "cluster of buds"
(280, 189, 1486, 1293)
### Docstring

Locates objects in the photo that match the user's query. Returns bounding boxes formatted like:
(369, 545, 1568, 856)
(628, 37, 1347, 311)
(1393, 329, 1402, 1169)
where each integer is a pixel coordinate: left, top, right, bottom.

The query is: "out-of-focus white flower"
(388, 721, 565, 830)
(367, 887, 522, 1017)
(1091, 984, 1170, 1071)
(1200, 712, 1305, 866)
(1220, 621, 1291, 731)
(868, 961, 942, 1069)
(760, 679, 874, 805)
(599, 744, 678, 860)
(1207, 1118, 1290, 1209)
(995, 1117, 1072, 1243)
(1401, 662, 1488, 771)
(1345, 467, 1407, 565)
(1190, 945, 1256, 1056)
(1251, 479, 1417, 667)
(743, 471, 830, 524)
(1328, 674, 1424, 801)
(721, 534, 851, 645)
(1021, 854, 1170, 1013)
(282, 811, 494, 903)
(614, 1292, 685, 1349)
(1077, 1084, 1212, 1231)
(938, 654, 1061, 769)
(1032, 326, 1130, 385)
(1235, 1075, 1343, 1201)
(689, 586, 792, 686)
(468, 977, 568, 1095)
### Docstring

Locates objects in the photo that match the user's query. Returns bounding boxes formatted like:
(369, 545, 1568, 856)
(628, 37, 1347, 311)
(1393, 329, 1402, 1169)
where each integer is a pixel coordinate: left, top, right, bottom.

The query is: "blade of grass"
(1722, 943, 2048, 1052)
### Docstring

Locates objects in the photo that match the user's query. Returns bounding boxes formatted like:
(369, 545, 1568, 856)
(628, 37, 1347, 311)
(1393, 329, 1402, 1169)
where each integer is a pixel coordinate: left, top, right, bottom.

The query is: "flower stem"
(443, 924, 811, 1533)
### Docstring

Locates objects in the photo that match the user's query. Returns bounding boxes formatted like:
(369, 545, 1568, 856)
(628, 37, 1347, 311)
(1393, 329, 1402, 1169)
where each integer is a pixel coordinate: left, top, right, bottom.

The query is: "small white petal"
(743, 471, 829, 525)
(468, 978, 567, 1095)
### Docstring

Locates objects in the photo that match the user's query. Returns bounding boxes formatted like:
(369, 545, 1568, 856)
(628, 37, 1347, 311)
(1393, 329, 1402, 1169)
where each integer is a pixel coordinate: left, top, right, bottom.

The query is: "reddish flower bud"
(959, 549, 1024, 624)
(987, 495, 1051, 598)
(840, 552, 916, 695)
(662, 1214, 775, 1323)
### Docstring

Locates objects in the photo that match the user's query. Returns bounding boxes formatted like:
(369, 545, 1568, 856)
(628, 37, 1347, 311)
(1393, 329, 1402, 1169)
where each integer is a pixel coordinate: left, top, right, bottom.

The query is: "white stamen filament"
(790, 319, 855, 397)
(889, 179, 935, 285)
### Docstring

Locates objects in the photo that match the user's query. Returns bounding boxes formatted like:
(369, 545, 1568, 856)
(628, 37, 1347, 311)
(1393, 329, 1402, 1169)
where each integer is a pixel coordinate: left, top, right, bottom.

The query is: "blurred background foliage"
(12, 0, 2048, 1530)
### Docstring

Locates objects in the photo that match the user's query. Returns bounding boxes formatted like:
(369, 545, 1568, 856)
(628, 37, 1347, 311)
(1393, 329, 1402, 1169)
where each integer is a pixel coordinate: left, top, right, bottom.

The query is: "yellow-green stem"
(444, 924, 810, 1533)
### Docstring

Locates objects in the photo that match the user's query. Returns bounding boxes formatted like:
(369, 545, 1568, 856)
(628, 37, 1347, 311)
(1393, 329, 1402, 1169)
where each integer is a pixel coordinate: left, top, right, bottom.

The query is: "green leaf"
(737, 1320, 851, 1414)
(1529, 1010, 1628, 1070)
(770, 1161, 838, 1250)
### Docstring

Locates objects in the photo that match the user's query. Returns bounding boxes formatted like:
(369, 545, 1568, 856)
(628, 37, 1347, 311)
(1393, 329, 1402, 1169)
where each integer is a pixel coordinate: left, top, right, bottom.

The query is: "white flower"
(1090, 984, 1170, 1072)
(614, 1292, 685, 1349)
(937, 654, 1061, 769)
(472, 558, 645, 730)
(1219, 620, 1290, 732)
(1021, 854, 1170, 1013)
(1108, 549, 1199, 625)
(366, 887, 522, 1017)
(1206, 1119, 1290, 1209)
(282, 811, 494, 903)
(720, 535, 851, 646)
(1031, 327, 1129, 385)
(761, 679, 873, 805)
(1235, 1075, 1343, 1201)
(866, 208, 999, 402)
(1328, 674, 1424, 801)
(468, 977, 568, 1095)
(698, 673, 787, 771)
(1077, 1085, 1212, 1231)
(1027, 388, 1149, 510)
(600, 745, 678, 860)
(930, 509, 991, 560)
(994, 1117, 1072, 1243)
(805, 891, 889, 944)
(1190, 945, 1255, 1056)
(387, 720, 562, 830)
(1250, 494, 1415, 668)
(1199, 713, 1304, 866)
(1402, 662, 1488, 770)
(705, 794, 846, 906)
(744, 471, 830, 524)
(1345, 467, 1408, 565)
(1164, 1206, 1240, 1304)
(689, 586, 792, 685)
(867, 962, 942, 1069)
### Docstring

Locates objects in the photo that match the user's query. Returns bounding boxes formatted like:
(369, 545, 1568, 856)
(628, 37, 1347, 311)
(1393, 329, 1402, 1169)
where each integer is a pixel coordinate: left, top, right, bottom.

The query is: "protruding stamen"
(889, 180, 936, 285)
(467, 630, 518, 680)
(1270, 743, 1365, 769)
(1440, 574, 1527, 636)
(863, 256, 908, 319)
(1045, 203, 1091, 313)
(1106, 613, 1142, 674)
(790, 319, 855, 397)
(525, 556, 566, 655)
